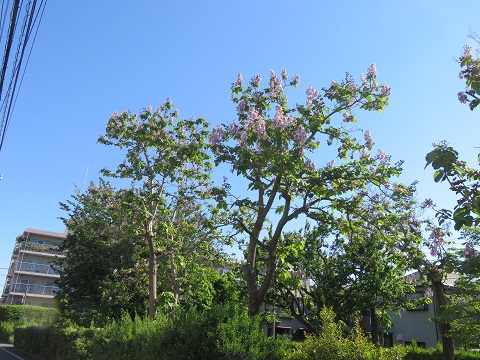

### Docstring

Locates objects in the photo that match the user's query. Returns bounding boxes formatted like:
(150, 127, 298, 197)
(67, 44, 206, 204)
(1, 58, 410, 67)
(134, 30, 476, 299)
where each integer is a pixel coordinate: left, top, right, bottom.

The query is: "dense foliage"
(0, 305, 58, 343)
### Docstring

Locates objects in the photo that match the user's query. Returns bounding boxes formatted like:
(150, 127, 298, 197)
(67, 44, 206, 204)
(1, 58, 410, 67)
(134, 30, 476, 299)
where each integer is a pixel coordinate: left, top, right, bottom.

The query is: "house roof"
(406, 271, 461, 288)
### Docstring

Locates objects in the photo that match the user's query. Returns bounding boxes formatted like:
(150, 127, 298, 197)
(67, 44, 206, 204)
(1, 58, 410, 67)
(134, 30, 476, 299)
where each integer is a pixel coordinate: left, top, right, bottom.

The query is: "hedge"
(0, 305, 59, 343)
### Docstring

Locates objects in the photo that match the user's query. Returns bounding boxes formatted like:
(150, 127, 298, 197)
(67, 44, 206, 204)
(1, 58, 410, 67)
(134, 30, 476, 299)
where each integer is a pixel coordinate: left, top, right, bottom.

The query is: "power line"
(0, 0, 47, 152)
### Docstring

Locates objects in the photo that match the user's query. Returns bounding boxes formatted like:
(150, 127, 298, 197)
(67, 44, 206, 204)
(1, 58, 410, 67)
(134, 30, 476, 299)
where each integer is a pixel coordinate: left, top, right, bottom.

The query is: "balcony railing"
(14, 242, 66, 257)
(16, 262, 58, 276)
(10, 283, 58, 296)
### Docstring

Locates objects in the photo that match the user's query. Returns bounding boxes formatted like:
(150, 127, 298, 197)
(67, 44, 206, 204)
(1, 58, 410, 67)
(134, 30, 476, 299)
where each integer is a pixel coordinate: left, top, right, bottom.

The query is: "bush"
(15, 305, 288, 360)
(286, 307, 407, 360)
(0, 305, 59, 343)
(0, 321, 15, 343)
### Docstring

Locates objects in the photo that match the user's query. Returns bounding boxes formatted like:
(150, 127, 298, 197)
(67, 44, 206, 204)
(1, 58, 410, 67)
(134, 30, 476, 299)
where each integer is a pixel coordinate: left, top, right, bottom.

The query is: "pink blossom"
(291, 74, 300, 86)
(112, 111, 118, 119)
(237, 131, 248, 146)
(257, 117, 266, 137)
(377, 149, 389, 164)
(361, 147, 370, 159)
(367, 64, 377, 78)
(342, 112, 352, 123)
(369, 165, 376, 174)
(423, 288, 433, 298)
(364, 130, 374, 149)
(281, 68, 288, 80)
(463, 45, 472, 57)
(463, 242, 478, 258)
(305, 159, 316, 170)
(273, 105, 295, 129)
(229, 120, 241, 135)
(252, 91, 262, 101)
(246, 107, 262, 130)
(458, 92, 468, 103)
(348, 83, 359, 92)
(360, 74, 366, 83)
(381, 84, 391, 97)
(147, 106, 152, 112)
(293, 125, 307, 144)
(306, 86, 319, 107)
(250, 74, 262, 87)
(327, 160, 335, 168)
(208, 125, 224, 145)
(269, 70, 283, 99)
(429, 227, 445, 257)
(237, 100, 246, 114)
(234, 73, 243, 88)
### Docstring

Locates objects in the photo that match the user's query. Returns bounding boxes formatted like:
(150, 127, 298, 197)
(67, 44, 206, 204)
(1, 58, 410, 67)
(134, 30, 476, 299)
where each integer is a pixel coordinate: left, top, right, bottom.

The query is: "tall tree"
(57, 180, 148, 326)
(210, 66, 398, 315)
(267, 181, 422, 342)
(98, 100, 213, 318)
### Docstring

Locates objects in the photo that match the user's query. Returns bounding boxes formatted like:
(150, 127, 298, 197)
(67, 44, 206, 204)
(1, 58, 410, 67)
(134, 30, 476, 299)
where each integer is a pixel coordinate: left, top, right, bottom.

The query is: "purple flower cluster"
(463, 242, 478, 258)
(281, 68, 288, 80)
(361, 147, 370, 159)
(429, 227, 445, 257)
(234, 73, 243, 88)
(377, 149, 389, 164)
(293, 125, 307, 144)
(250, 74, 262, 87)
(367, 64, 377, 78)
(342, 112, 353, 123)
(381, 84, 391, 97)
(273, 105, 295, 129)
(305, 159, 316, 170)
(458, 92, 468, 103)
(364, 130, 374, 149)
(306, 86, 319, 108)
(269, 70, 283, 99)
(208, 124, 224, 145)
(237, 100, 246, 114)
(291, 74, 300, 86)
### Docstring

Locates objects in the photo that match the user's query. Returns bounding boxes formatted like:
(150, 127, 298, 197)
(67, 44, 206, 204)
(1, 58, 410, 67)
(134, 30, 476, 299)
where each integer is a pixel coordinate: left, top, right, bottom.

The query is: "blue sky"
(0, 1, 479, 284)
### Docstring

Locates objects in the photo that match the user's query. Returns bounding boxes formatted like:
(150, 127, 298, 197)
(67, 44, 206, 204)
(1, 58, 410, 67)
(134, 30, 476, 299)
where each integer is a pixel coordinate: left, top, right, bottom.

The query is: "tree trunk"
(431, 278, 454, 360)
(370, 307, 380, 346)
(148, 237, 157, 319)
(245, 234, 279, 316)
(170, 252, 180, 306)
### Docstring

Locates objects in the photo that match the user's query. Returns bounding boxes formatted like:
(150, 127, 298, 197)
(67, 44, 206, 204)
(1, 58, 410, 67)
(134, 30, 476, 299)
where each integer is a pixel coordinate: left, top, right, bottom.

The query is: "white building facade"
(1, 228, 66, 307)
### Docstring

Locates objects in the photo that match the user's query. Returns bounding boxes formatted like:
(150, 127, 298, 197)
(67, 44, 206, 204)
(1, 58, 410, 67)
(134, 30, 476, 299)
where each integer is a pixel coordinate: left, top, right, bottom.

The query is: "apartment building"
(1, 228, 66, 307)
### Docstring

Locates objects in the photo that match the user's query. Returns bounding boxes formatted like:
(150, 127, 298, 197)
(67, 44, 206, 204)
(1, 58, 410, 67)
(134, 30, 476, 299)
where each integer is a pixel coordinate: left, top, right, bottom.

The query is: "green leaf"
(433, 170, 444, 183)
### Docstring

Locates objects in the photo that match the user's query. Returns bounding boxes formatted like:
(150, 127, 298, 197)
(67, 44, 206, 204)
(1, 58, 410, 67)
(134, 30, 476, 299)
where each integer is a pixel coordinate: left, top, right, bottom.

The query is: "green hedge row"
(0, 305, 59, 343)
(12, 305, 480, 360)
(404, 345, 480, 360)
(14, 305, 287, 360)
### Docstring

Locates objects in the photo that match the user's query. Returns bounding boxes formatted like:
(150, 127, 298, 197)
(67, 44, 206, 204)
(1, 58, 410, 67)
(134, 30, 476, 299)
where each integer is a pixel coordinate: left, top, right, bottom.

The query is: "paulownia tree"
(98, 100, 215, 318)
(210, 66, 397, 315)
(267, 182, 422, 344)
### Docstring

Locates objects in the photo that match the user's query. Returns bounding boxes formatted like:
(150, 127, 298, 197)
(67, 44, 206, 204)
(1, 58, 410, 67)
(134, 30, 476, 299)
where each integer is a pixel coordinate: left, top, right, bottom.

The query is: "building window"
(406, 292, 428, 311)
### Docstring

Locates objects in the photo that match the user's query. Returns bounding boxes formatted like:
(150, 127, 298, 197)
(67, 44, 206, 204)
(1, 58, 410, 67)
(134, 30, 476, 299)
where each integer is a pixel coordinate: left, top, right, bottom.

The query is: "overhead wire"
(0, 0, 46, 152)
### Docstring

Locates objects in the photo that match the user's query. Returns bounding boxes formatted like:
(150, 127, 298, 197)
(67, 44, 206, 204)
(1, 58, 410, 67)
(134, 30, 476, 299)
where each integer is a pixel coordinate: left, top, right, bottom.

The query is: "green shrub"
(0, 305, 59, 343)
(287, 307, 407, 360)
(215, 308, 288, 360)
(0, 321, 15, 343)
(14, 322, 96, 360)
